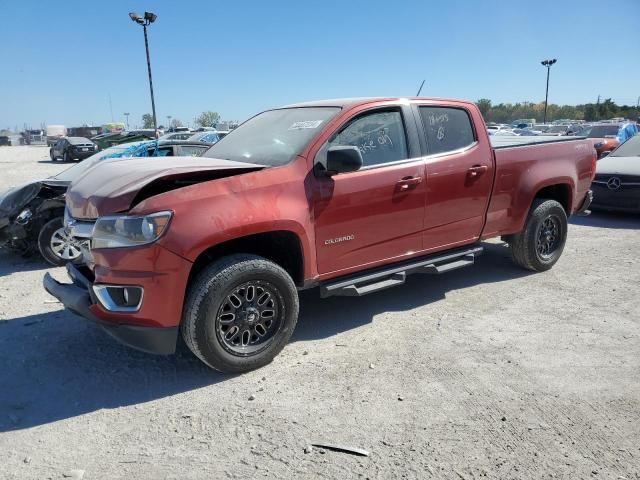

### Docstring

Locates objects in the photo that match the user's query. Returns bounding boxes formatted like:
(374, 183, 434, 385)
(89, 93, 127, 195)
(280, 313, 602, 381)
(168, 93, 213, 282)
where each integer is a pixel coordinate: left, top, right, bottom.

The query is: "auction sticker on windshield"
(288, 120, 324, 130)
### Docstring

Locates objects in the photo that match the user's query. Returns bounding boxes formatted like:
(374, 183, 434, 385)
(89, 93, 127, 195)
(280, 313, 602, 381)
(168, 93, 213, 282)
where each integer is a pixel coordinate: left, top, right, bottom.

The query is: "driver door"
(313, 108, 426, 276)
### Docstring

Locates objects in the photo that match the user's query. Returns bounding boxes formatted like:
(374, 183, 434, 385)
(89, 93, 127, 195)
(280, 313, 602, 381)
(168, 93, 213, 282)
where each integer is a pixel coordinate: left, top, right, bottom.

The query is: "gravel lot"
(0, 145, 639, 479)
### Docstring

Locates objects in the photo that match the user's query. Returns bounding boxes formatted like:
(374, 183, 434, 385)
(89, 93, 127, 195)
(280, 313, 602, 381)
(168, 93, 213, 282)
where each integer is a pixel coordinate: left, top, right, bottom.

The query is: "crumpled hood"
(66, 156, 265, 219)
(0, 181, 42, 219)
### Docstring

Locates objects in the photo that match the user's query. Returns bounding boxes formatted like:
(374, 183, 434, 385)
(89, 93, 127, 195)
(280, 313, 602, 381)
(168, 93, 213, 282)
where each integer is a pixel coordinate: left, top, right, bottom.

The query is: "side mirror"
(325, 146, 363, 175)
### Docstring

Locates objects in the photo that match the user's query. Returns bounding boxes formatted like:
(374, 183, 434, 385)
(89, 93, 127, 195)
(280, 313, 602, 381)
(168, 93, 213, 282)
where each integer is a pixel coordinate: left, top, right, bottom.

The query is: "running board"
(320, 246, 483, 298)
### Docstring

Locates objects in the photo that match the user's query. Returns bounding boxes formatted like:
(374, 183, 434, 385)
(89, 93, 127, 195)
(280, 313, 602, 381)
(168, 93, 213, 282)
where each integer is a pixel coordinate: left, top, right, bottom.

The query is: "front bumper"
(43, 263, 178, 354)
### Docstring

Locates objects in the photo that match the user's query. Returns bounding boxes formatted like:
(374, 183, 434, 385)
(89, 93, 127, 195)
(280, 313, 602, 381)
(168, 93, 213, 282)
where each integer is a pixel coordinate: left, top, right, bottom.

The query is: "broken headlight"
(92, 211, 172, 249)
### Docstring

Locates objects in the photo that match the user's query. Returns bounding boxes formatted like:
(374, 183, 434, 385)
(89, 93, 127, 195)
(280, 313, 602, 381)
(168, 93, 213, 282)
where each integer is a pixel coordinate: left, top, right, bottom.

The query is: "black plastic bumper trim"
(576, 190, 593, 216)
(43, 269, 177, 355)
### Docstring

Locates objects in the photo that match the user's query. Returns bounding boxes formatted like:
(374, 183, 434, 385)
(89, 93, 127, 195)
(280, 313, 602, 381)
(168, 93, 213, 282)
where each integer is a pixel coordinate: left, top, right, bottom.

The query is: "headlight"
(92, 211, 172, 249)
(15, 208, 33, 225)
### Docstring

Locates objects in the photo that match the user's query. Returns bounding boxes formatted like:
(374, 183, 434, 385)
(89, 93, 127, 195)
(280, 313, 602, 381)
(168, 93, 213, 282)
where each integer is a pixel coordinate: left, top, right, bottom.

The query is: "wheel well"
(188, 231, 305, 287)
(534, 184, 570, 213)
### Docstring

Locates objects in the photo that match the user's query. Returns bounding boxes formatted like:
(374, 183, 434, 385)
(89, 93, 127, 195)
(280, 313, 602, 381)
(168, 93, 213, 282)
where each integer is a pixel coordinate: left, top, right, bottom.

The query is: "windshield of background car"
(51, 147, 127, 181)
(584, 125, 619, 138)
(203, 107, 341, 166)
(68, 137, 91, 144)
(610, 135, 640, 157)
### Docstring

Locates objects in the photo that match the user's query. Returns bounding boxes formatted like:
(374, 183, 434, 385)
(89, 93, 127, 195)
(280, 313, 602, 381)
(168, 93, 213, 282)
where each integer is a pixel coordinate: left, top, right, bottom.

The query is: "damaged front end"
(0, 181, 67, 255)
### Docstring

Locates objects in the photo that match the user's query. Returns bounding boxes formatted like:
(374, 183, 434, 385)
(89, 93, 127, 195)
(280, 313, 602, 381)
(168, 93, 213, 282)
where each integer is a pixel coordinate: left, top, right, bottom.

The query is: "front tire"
(509, 199, 568, 272)
(63, 151, 70, 162)
(37, 217, 82, 266)
(50, 150, 56, 161)
(181, 254, 299, 373)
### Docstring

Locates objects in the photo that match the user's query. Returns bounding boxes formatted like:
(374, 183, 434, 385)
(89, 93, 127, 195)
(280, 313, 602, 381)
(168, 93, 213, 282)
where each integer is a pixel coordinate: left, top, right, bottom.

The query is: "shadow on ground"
(0, 252, 52, 277)
(0, 242, 529, 432)
(570, 211, 640, 230)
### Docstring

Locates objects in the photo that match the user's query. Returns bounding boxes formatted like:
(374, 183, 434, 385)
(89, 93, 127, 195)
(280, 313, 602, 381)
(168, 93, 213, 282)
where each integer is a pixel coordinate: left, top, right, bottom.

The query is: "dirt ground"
(0, 145, 638, 479)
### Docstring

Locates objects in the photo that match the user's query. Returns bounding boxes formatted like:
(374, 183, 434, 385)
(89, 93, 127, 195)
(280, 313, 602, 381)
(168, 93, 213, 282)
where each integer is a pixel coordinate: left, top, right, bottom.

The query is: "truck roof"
(282, 97, 474, 109)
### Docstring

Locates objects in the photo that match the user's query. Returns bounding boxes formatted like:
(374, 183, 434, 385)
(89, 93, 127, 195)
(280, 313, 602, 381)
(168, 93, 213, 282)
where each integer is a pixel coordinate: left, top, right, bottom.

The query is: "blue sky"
(1, 0, 638, 129)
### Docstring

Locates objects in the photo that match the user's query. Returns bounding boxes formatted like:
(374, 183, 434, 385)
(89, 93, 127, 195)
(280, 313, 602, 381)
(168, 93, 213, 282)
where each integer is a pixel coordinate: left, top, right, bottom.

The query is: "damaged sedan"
(0, 139, 212, 265)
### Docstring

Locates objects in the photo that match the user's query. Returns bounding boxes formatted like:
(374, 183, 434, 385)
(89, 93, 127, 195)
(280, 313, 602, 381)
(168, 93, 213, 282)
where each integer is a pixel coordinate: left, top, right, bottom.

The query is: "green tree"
(142, 113, 154, 129)
(196, 111, 220, 128)
(170, 118, 184, 128)
(476, 99, 492, 119)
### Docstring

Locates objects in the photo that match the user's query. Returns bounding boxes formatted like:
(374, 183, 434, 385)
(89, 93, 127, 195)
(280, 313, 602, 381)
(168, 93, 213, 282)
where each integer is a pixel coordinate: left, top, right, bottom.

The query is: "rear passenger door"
(415, 105, 494, 251)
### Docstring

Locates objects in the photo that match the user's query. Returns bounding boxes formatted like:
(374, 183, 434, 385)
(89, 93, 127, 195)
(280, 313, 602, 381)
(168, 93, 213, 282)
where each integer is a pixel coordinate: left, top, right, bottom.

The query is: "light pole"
(540, 58, 557, 124)
(167, 115, 172, 130)
(129, 11, 158, 137)
(123, 112, 130, 129)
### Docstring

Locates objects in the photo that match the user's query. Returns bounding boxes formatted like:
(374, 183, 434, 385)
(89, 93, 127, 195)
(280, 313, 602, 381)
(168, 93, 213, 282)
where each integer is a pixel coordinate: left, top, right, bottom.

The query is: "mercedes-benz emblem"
(606, 177, 621, 191)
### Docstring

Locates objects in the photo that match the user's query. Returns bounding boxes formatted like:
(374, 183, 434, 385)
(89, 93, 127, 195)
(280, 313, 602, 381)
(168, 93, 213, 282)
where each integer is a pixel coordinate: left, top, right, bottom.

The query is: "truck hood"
(66, 156, 265, 219)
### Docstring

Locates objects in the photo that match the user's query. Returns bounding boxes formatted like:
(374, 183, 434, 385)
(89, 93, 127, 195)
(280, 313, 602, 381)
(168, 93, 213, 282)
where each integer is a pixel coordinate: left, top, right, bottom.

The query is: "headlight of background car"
(92, 211, 172, 249)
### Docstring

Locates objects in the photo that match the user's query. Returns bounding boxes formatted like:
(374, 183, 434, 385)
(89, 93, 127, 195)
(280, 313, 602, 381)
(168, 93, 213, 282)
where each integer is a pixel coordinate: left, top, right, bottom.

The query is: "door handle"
(396, 176, 423, 191)
(468, 165, 488, 177)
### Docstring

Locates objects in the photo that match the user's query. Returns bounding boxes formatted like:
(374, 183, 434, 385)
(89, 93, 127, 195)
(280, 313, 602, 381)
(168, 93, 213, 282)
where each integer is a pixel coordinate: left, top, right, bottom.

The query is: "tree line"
(141, 111, 221, 129)
(475, 98, 639, 124)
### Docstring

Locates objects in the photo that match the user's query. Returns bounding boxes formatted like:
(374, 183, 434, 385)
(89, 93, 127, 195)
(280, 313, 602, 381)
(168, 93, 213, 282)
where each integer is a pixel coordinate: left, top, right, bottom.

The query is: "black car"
(1, 140, 212, 265)
(50, 137, 97, 162)
(0, 136, 11, 146)
(591, 135, 640, 213)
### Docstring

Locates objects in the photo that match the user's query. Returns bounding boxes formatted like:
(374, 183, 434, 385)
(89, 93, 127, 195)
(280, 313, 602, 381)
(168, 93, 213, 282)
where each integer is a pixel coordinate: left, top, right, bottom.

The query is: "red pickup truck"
(44, 97, 595, 372)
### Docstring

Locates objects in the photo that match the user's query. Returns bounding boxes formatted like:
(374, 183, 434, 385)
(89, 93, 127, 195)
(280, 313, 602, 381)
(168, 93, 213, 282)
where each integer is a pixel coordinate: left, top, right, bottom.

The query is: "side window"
(419, 106, 475, 155)
(327, 110, 408, 167)
(177, 145, 207, 157)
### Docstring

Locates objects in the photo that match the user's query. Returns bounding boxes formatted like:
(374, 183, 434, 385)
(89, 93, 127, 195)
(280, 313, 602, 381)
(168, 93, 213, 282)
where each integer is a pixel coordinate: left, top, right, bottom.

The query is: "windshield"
(610, 135, 640, 157)
(51, 146, 128, 181)
(582, 125, 619, 138)
(548, 126, 567, 133)
(203, 107, 340, 166)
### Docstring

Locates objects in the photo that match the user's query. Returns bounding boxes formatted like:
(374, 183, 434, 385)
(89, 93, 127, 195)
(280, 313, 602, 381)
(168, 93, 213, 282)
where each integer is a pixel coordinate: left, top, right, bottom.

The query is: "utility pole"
(129, 11, 159, 138)
(540, 59, 557, 124)
(596, 95, 601, 121)
(123, 112, 130, 129)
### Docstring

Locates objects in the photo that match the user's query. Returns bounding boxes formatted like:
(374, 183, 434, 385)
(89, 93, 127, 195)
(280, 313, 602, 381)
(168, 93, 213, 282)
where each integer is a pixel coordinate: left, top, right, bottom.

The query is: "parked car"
(187, 131, 223, 143)
(590, 135, 640, 213)
(0, 136, 11, 146)
(49, 137, 97, 162)
(92, 129, 156, 150)
(580, 123, 639, 158)
(159, 132, 193, 141)
(1, 140, 211, 265)
(46, 96, 595, 372)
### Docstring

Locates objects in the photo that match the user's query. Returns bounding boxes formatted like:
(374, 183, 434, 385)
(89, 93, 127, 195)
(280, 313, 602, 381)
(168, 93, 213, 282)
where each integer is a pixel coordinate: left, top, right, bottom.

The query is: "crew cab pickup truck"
(44, 97, 595, 373)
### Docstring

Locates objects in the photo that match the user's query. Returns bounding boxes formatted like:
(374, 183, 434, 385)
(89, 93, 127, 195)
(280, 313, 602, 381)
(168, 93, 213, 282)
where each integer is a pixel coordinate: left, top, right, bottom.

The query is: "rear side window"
(419, 106, 475, 155)
(327, 110, 408, 167)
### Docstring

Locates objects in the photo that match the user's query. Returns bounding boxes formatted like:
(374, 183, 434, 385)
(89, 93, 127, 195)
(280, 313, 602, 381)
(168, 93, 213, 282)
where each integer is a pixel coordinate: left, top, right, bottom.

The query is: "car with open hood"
(0, 140, 211, 265)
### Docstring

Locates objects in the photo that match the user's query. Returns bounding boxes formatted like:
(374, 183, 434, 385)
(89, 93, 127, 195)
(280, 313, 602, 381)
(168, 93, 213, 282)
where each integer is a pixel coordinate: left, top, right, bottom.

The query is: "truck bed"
(490, 135, 586, 149)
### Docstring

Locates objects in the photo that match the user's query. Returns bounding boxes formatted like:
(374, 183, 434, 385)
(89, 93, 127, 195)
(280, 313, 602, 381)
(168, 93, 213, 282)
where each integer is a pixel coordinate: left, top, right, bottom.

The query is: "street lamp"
(129, 11, 159, 137)
(540, 58, 557, 124)
(167, 115, 172, 130)
(123, 112, 130, 129)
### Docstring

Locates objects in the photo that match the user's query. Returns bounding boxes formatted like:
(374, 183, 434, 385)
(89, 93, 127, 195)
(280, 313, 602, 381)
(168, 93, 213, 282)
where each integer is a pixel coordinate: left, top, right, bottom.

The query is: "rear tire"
(181, 254, 299, 373)
(510, 199, 567, 272)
